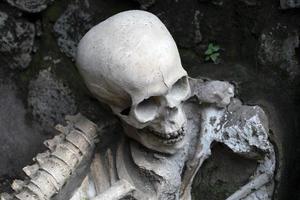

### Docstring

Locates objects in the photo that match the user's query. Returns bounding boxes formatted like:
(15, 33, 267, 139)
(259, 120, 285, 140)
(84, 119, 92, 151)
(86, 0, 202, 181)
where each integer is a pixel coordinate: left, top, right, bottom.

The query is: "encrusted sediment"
(1, 114, 98, 200)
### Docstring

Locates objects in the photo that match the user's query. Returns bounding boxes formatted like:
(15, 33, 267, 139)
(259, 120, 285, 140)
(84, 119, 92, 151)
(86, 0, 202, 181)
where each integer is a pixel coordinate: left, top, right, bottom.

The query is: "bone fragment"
(189, 78, 234, 108)
(180, 143, 210, 200)
(226, 173, 271, 200)
(43, 134, 64, 151)
(0, 193, 13, 200)
(91, 179, 137, 200)
(11, 180, 25, 192)
(180, 107, 218, 198)
(70, 175, 91, 200)
(105, 148, 118, 185)
(90, 153, 111, 194)
(22, 164, 39, 177)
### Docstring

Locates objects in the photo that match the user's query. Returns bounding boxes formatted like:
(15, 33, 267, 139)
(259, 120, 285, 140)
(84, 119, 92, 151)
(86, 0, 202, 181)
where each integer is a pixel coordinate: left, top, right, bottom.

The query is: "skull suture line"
(76, 10, 191, 154)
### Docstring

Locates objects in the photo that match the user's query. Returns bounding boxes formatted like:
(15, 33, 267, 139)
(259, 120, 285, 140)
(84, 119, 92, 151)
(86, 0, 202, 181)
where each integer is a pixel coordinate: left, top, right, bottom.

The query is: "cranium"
(76, 10, 190, 154)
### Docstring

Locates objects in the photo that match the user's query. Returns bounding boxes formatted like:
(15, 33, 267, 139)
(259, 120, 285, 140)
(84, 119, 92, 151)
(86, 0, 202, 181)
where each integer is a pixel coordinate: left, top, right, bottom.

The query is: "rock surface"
(53, 1, 94, 59)
(5, 0, 54, 13)
(146, 1, 202, 48)
(258, 24, 299, 78)
(28, 69, 77, 130)
(0, 10, 35, 69)
(134, 0, 156, 9)
(280, 0, 300, 9)
(0, 79, 45, 179)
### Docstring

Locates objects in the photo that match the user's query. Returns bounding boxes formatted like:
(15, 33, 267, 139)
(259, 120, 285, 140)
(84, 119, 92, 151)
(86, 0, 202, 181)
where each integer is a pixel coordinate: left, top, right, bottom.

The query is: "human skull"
(76, 10, 190, 154)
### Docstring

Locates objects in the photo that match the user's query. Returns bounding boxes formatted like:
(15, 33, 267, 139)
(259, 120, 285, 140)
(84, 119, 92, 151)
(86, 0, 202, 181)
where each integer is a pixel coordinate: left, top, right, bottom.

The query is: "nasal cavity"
(166, 101, 178, 110)
(166, 106, 179, 115)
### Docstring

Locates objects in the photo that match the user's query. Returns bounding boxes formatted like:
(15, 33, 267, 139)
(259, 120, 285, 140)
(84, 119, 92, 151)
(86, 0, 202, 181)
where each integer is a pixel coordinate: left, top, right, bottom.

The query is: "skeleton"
(1, 10, 276, 200)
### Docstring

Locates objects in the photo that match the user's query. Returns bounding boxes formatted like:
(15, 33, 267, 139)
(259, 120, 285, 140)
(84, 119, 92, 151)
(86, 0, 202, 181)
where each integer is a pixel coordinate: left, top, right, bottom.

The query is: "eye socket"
(167, 76, 190, 100)
(134, 96, 159, 123)
(120, 106, 131, 116)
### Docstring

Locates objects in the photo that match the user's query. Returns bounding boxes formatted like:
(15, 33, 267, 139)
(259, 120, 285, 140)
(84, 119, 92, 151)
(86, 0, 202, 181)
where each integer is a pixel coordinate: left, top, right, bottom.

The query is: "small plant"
(204, 43, 220, 64)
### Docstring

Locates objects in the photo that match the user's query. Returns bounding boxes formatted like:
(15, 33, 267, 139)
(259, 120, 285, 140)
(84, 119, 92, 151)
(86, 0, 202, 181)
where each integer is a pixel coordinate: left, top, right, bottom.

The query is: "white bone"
(76, 10, 190, 154)
(0, 193, 13, 200)
(90, 153, 110, 194)
(105, 148, 117, 185)
(11, 180, 25, 192)
(91, 179, 146, 200)
(183, 100, 275, 200)
(43, 134, 65, 151)
(69, 176, 91, 200)
(23, 164, 39, 177)
(189, 78, 234, 107)
(2, 21, 278, 199)
(72, 10, 277, 200)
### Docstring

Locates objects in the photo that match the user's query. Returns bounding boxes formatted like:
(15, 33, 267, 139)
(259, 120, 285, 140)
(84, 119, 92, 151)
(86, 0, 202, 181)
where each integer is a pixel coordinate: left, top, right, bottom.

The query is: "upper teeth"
(161, 134, 184, 145)
(141, 127, 186, 145)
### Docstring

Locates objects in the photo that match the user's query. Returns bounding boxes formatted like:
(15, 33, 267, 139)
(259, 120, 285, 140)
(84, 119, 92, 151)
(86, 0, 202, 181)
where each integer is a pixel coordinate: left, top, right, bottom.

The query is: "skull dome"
(76, 10, 190, 154)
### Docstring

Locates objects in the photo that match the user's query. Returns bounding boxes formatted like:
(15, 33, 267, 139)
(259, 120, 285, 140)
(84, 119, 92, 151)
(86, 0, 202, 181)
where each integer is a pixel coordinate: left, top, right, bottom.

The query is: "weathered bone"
(180, 142, 211, 200)
(90, 153, 110, 195)
(189, 78, 234, 108)
(11, 180, 25, 192)
(23, 164, 39, 177)
(180, 98, 275, 200)
(91, 179, 146, 200)
(74, 10, 276, 200)
(180, 79, 235, 199)
(0, 9, 277, 200)
(105, 149, 117, 185)
(76, 10, 190, 154)
(0, 193, 12, 200)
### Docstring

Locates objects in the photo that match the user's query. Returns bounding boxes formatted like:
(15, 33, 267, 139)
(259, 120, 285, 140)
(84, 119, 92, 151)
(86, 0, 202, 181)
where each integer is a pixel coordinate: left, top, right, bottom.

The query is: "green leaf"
(210, 52, 220, 63)
(204, 43, 221, 62)
(211, 45, 220, 52)
(205, 48, 213, 55)
(205, 43, 220, 55)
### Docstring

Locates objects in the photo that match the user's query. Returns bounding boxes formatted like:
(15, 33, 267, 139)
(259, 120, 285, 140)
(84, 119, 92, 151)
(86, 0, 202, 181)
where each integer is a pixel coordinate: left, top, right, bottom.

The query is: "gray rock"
(0, 10, 35, 69)
(238, 0, 259, 6)
(152, 2, 202, 48)
(0, 80, 45, 178)
(53, 2, 94, 59)
(28, 68, 77, 130)
(280, 0, 300, 9)
(194, 10, 202, 44)
(5, 0, 54, 13)
(258, 24, 299, 78)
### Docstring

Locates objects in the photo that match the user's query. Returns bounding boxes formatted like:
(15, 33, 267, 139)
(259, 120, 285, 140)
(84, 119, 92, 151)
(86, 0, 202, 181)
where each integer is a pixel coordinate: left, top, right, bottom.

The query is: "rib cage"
(1, 114, 98, 200)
